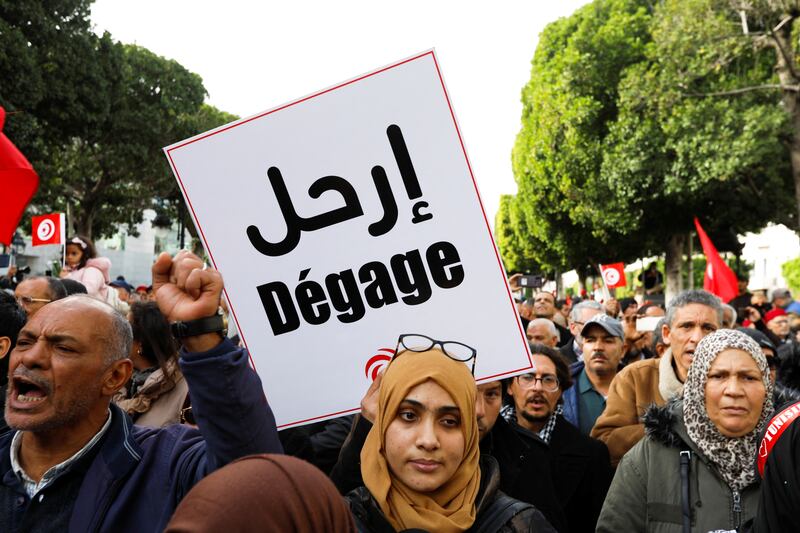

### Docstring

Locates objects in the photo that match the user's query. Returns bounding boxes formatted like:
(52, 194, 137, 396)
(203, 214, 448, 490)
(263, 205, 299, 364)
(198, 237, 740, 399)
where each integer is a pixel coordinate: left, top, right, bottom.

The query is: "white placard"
(164, 50, 531, 429)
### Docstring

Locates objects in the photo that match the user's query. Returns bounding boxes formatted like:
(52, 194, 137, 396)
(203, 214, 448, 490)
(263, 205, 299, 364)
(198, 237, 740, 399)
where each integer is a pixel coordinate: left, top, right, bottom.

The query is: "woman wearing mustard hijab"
(345, 334, 555, 532)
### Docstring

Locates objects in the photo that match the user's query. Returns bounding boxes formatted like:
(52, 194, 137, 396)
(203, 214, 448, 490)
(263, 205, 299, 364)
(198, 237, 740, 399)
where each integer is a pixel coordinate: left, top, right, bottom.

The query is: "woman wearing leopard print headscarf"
(597, 329, 774, 533)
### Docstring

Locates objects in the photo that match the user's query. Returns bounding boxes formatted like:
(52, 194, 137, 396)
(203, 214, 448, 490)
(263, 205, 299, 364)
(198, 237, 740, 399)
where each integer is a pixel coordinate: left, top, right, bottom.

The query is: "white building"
(13, 210, 191, 288)
(740, 223, 800, 291)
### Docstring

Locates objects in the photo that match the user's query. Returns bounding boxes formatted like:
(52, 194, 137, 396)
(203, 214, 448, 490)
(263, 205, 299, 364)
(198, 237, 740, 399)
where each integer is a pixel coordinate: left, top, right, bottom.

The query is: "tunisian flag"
(694, 217, 738, 303)
(0, 107, 39, 246)
(600, 263, 628, 289)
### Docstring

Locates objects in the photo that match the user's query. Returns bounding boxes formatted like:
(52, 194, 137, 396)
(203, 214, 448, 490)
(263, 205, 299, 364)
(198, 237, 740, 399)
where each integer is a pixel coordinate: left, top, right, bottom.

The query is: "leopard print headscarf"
(683, 329, 774, 491)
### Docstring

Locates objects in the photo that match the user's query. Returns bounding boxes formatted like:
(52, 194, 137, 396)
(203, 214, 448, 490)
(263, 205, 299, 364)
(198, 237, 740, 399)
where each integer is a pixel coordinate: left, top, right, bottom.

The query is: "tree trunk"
(771, 21, 800, 229)
(75, 215, 93, 240)
(687, 231, 694, 289)
(665, 233, 685, 305)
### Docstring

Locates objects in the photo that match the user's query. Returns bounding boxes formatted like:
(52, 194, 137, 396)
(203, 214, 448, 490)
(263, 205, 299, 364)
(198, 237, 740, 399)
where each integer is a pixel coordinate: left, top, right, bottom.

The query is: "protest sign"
(164, 50, 531, 428)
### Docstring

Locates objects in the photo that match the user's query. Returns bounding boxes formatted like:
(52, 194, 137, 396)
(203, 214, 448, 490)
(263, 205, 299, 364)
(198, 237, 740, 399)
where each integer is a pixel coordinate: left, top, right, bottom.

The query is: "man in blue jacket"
(0, 251, 282, 532)
(562, 313, 624, 435)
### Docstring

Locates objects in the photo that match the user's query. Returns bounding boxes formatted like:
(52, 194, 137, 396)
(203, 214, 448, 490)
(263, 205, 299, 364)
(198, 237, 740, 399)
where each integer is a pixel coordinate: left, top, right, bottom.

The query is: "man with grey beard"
(0, 251, 281, 532)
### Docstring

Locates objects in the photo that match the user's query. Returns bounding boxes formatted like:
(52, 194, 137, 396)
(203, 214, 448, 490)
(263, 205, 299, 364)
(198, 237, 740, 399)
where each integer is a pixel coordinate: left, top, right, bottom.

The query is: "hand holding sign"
(360, 370, 383, 424)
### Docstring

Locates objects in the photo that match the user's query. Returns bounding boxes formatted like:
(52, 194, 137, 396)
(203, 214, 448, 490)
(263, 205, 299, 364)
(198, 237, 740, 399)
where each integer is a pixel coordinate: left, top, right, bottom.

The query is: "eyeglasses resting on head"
(393, 333, 477, 375)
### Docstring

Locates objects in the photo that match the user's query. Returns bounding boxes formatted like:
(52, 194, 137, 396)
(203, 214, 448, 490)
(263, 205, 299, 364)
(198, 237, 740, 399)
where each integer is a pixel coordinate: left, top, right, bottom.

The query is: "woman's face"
(705, 348, 766, 437)
(65, 244, 83, 267)
(384, 379, 466, 493)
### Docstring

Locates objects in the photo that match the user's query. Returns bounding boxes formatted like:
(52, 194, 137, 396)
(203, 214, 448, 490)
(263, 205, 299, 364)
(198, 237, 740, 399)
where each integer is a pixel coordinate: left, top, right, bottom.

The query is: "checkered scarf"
(501, 403, 563, 444)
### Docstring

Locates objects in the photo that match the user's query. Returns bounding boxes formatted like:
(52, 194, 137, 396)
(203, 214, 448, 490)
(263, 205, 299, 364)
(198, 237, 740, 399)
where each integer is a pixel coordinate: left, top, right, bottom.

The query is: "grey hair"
(720, 303, 737, 328)
(570, 300, 603, 323)
(665, 289, 723, 327)
(105, 307, 133, 366)
(60, 295, 132, 365)
(528, 318, 558, 338)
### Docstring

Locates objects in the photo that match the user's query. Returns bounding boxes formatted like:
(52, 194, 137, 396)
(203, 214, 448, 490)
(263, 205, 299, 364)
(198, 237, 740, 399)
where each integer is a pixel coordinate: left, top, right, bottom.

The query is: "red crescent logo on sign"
(364, 348, 395, 381)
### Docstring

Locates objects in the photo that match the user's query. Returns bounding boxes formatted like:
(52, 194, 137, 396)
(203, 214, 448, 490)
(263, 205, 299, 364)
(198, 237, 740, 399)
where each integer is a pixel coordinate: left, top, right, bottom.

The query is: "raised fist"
(152, 251, 223, 323)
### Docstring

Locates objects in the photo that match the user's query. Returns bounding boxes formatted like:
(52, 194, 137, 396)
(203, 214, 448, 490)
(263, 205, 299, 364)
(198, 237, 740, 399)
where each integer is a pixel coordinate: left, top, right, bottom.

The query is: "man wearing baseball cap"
(562, 314, 624, 435)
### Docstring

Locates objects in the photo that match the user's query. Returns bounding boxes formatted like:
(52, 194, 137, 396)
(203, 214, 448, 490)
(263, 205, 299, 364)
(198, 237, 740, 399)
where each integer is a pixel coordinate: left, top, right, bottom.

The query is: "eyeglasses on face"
(394, 333, 477, 375)
(16, 296, 51, 306)
(516, 373, 560, 392)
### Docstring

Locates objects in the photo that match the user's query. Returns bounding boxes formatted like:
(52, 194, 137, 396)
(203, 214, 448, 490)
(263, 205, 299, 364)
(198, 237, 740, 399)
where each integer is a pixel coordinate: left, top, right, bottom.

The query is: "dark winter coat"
(597, 399, 760, 532)
(749, 400, 800, 533)
(345, 455, 557, 533)
(511, 415, 612, 533)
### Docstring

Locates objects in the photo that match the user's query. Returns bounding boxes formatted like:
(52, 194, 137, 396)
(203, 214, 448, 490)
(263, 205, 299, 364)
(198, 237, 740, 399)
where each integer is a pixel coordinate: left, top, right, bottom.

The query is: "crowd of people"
(0, 240, 798, 532)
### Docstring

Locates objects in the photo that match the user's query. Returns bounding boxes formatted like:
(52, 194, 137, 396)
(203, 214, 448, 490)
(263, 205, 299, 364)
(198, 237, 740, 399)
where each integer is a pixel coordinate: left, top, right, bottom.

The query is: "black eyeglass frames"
(393, 333, 477, 375)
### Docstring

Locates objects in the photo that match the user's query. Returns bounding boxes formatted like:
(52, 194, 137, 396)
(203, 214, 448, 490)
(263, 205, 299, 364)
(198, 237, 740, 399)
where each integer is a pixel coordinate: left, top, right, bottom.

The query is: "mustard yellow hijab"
(360, 349, 480, 532)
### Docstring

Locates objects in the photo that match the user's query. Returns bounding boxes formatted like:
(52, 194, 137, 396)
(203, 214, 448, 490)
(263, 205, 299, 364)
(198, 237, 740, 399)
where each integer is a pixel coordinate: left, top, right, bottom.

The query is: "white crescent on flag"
(603, 268, 620, 286)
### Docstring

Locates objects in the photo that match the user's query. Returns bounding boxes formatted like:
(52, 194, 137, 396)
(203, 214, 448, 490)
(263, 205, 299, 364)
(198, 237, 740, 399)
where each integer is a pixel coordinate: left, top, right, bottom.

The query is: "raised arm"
(153, 251, 282, 473)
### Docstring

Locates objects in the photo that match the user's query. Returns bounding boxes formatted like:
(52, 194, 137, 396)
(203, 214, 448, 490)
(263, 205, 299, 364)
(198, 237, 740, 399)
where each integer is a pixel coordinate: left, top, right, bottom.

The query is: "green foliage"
(0, 2, 237, 239)
(506, 0, 795, 277)
(782, 257, 800, 297)
(495, 194, 539, 273)
(511, 0, 656, 272)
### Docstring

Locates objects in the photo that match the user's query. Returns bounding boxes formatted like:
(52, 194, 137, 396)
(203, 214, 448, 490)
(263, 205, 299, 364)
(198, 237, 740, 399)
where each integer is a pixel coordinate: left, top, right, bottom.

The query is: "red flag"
(0, 107, 39, 246)
(600, 262, 627, 289)
(32, 213, 65, 246)
(694, 217, 738, 303)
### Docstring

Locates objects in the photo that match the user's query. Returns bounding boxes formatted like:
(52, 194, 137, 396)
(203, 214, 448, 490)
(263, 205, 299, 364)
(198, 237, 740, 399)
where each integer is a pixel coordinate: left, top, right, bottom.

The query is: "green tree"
(509, 0, 794, 302)
(0, 3, 236, 239)
(31, 43, 209, 239)
(782, 257, 800, 296)
(154, 103, 240, 239)
(511, 0, 657, 274)
(494, 194, 539, 273)
(598, 0, 793, 298)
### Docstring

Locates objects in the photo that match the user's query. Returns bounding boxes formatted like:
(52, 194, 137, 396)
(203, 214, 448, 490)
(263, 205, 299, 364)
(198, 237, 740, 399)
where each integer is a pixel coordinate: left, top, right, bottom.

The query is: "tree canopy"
(504, 0, 796, 294)
(1, 1, 236, 239)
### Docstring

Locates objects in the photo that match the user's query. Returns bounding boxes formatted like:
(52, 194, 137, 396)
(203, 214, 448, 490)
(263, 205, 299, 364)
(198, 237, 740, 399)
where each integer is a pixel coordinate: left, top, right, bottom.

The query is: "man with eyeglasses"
(560, 300, 603, 364)
(504, 344, 612, 533)
(14, 277, 67, 317)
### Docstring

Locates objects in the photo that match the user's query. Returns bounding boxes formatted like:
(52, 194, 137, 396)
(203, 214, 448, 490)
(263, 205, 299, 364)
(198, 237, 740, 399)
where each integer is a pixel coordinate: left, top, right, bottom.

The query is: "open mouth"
(527, 397, 547, 408)
(13, 377, 49, 403)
